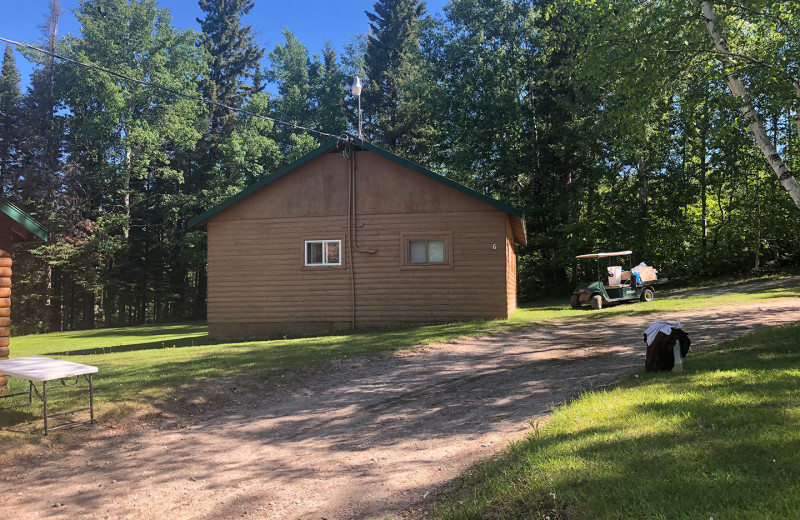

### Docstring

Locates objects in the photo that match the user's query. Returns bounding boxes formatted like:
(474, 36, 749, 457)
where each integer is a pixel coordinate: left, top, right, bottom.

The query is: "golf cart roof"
(575, 250, 633, 259)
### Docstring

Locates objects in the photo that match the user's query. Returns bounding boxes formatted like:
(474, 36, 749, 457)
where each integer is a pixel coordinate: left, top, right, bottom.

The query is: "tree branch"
(707, 0, 800, 48)
(701, 1, 800, 209)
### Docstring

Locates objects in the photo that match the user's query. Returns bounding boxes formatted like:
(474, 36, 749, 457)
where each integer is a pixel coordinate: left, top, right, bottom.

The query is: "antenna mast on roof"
(351, 76, 363, 140)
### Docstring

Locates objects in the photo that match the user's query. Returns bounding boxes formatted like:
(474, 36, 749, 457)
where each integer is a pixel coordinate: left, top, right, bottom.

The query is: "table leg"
(43, 380, 48, 436)
(28, 380, 32, 404)
(89, 374, 94, 424)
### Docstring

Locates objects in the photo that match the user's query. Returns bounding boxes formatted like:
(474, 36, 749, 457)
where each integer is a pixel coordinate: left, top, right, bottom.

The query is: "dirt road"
(2, 291, 800, 519)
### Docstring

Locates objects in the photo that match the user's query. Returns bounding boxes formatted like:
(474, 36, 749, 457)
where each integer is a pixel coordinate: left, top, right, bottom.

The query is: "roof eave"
(0, 199, 48, 243)
(510, 215, 527, 246)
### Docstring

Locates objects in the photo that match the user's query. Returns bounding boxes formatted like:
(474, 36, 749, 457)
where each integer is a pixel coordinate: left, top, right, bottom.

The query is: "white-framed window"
(408, 239, 445, 263)
(305, 239, 342, 266)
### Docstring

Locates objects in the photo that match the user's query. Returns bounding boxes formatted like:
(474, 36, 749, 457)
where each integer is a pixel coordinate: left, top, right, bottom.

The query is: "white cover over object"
(644, 321, 682, 346)
(0, 356, 98, 382)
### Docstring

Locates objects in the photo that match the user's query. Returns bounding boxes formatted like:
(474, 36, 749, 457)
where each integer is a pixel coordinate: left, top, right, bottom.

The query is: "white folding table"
(0, 356, 97, 435)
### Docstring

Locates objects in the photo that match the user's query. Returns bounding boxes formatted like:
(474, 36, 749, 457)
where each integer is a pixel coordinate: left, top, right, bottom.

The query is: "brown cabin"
(189, 137, 526, 339)
(0, 199, 48, 392)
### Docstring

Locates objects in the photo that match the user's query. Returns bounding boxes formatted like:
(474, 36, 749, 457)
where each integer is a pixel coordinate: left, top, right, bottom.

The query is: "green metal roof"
(0, 199, 48, 242)
(189, 136, 527, 244)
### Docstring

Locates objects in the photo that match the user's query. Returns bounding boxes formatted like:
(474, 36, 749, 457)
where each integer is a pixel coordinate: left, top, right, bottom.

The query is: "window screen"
(408, 239, 445, 263)
(305, 240, 342, 266)
(409, 241, 427, 263)
(307, 242, 324, 264)
(325, 241, 340, 264)
(427, 240, 445, 262)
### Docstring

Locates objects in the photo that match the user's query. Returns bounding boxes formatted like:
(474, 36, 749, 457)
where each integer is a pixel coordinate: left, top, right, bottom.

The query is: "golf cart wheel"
(570, 294, 581, 309)
(641, 287, 655, 302)
(590, 294, 603, 310)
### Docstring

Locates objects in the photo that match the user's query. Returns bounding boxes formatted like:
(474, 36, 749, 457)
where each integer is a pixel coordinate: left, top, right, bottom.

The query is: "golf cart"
(570, 251, 667, 310)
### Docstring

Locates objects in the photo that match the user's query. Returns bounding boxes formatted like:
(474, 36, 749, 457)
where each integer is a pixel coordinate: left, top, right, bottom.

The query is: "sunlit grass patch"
(429, 322, 800, 519)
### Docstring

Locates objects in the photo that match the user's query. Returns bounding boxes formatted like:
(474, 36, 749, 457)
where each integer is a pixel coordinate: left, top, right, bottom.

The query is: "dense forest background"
(0, 0, 798, 333)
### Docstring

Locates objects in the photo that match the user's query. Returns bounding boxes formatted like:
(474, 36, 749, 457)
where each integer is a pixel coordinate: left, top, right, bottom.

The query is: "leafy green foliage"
(429, 0, 800, 296)
(311, 42, 349, 136)
(362, 0, 437, 157)
(3, 0, 800, 332)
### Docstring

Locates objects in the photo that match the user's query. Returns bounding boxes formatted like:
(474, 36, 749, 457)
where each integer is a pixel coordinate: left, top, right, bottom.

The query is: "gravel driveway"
(2, 287, 800, 520)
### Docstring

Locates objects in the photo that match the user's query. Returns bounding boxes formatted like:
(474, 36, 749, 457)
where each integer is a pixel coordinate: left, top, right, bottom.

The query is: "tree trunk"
(83, 289, 94, 329)
(702, 1, 800, 209)
(50, 265, 62, 331)
(103, 287, 113, 327)
(755, 170, 761, 269)
(195, 266, 207, 318)
(699, 125, 708, 264)
(123, 147, 131, 240)
(68, 276, 76, 330)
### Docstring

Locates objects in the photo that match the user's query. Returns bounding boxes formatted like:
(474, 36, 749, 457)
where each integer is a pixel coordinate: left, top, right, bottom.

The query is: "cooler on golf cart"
(570, 251, 668, 310)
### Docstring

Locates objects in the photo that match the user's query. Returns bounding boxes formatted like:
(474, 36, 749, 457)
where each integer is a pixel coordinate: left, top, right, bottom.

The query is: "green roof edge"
(188, 135, 526, 235)
(0, 199, 48, 242)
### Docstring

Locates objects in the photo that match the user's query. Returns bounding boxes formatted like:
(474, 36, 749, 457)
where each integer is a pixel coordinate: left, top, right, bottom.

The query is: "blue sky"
(1, 0, 449, 88)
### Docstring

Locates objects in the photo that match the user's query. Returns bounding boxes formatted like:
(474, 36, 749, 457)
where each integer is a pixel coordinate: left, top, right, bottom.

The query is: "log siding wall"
(0, 248, 10, 392)
(206, 150, 516, 338)
(505, 216, 517, 316)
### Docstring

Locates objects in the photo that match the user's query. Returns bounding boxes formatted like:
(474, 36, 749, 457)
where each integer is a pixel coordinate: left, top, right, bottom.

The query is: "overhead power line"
(0, 36, 341, 140)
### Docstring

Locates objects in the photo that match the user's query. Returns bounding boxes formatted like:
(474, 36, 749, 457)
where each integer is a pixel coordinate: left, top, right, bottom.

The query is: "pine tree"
(362, 0, 429, 153)
(17, 0, 66, 330)
(0, 45, 22, 198)
(268, 35, 348, 156)
(269, 29, 311, 128)
(268, 28, 320, 159)
(197, 0, 264, 136)
(18, 0, 63, 206)
(311, 42, 348, 136)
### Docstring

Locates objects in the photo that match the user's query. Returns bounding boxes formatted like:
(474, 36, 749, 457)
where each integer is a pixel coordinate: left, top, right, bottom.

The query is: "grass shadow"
(47, 335, 219, 357)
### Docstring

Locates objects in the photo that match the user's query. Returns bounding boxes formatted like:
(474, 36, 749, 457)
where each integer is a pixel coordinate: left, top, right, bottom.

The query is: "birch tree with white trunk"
(701, 1, 800, 209)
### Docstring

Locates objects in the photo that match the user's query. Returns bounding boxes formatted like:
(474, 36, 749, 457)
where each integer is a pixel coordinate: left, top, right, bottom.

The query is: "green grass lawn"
(509, 273, 799, 325)
(1, 275, 797, 447)
(428, 322, 800, 520)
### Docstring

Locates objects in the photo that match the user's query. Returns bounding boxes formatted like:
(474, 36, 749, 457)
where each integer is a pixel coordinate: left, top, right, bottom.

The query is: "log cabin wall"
(0, 225, 12, 392)
(0, 202, 47, 393)
(505, 216, 517, 317)
(206, 149, 514, 339)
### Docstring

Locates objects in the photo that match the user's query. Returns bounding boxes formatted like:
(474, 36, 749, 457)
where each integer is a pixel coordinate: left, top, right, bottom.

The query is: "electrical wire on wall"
(347, 145, 376, 256)
(337, 139, 378, 331)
